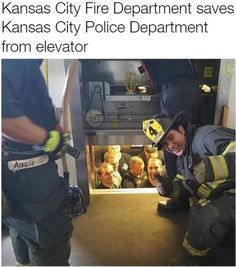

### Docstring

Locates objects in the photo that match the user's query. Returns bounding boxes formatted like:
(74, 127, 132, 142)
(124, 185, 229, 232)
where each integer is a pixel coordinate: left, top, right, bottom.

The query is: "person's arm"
(2, 116, 48, 145)
(193, 149, 235, 184)
(193, 127, 235, 184)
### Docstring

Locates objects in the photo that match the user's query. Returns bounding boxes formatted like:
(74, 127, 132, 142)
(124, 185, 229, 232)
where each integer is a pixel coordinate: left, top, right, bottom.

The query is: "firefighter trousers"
(184, 192, 235, 256)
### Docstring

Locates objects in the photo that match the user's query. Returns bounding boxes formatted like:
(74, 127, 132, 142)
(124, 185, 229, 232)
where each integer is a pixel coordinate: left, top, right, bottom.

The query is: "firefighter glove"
(43, 130, 70, 158)
(156, 175, 174, 197)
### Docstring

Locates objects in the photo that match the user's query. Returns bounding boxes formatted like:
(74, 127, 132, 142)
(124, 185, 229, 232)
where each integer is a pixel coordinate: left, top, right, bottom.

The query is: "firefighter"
(2, 59, 73, 265)
(139, 59, 202, 179)
(143, 111, 235, 265)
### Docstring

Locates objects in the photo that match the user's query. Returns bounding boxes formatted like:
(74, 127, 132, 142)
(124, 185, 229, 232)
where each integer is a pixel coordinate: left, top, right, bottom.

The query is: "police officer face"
(100, 164, 115, 188)
(131, 161, 144, 176)
(148, 161, 162, 179)
(161, 126, 186, 156)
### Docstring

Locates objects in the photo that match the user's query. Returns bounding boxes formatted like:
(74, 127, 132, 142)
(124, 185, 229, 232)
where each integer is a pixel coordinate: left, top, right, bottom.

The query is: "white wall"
(47, 59, 78, 185)
(215, 59, 235, 129)
(227, 63, 235, 128)
(47, 59, 66, 108)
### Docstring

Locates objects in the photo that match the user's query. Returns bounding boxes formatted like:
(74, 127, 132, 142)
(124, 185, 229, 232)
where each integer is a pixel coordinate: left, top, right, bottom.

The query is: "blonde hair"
(104, 151, 121, 162)
(147, 157, 162, 166)
(130, 156, 144, 168)
(97, 162, 113, 175)
(107, 145, 121, 153)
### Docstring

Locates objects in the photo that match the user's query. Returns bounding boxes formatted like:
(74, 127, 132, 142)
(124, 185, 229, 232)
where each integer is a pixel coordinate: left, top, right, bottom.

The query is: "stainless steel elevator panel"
(70, 60, 162, 192)
(80, 60, 161, 131)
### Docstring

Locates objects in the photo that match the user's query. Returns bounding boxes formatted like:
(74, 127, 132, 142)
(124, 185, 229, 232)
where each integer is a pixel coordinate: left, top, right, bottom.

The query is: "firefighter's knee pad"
(205, 220, 229, 246)
(188, 201, 233, 249)
(187, 203, 220, 248)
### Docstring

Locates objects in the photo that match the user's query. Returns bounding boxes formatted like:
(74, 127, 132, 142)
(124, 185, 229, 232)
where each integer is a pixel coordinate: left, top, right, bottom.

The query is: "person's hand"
(193, 160, 206, 184)
(156, 175, 173, 197)
(43, 130, 70, 158)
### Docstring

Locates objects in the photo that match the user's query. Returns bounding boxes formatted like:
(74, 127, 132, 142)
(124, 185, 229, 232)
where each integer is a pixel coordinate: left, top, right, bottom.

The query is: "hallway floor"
(2, 193, 235, 266)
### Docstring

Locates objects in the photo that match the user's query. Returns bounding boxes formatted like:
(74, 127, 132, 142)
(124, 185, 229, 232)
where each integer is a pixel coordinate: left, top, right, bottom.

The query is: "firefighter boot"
(157, 198, 190, 213)
(169, 249, 205, 266)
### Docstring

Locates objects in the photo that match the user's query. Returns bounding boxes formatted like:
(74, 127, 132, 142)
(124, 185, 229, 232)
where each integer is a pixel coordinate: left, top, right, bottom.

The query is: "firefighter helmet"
(142, 111, 186, 149)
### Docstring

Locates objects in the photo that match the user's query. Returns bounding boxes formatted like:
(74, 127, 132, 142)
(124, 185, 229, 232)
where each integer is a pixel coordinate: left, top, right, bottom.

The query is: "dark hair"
(171, 111, 189, 130)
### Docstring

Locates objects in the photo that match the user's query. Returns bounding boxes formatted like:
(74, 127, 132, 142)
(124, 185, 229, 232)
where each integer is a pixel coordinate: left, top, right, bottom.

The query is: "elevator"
(68, 59, 223, 206)
(69, 60, 163, 204)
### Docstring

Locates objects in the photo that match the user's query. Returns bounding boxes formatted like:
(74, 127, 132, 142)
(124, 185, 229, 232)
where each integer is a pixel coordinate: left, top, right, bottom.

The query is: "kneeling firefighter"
(2, 59, 74, 266)
(142, 111, 235, 265)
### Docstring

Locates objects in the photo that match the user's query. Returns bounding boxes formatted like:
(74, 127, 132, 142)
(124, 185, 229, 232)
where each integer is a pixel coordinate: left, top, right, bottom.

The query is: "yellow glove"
(43, 130, 70, 158)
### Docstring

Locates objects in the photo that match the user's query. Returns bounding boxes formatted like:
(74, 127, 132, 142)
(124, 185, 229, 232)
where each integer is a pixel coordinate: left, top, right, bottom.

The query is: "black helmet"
(142, 111, 187, 149)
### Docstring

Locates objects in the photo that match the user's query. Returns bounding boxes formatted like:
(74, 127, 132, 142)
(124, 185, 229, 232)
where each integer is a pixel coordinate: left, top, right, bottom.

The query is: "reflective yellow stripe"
(176, 174, 184, 180)
(202, 141, 235, 196)
(208, 155, 229, 180)
(197, 179, 228, 200)
(222, 141, 236, 155)
(197, 184, 212, 199)
(183, 236, 210, 257)
(227, 188, 236, 194)
(198, 199, 209, 207)
(16, 261, 30, 266)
